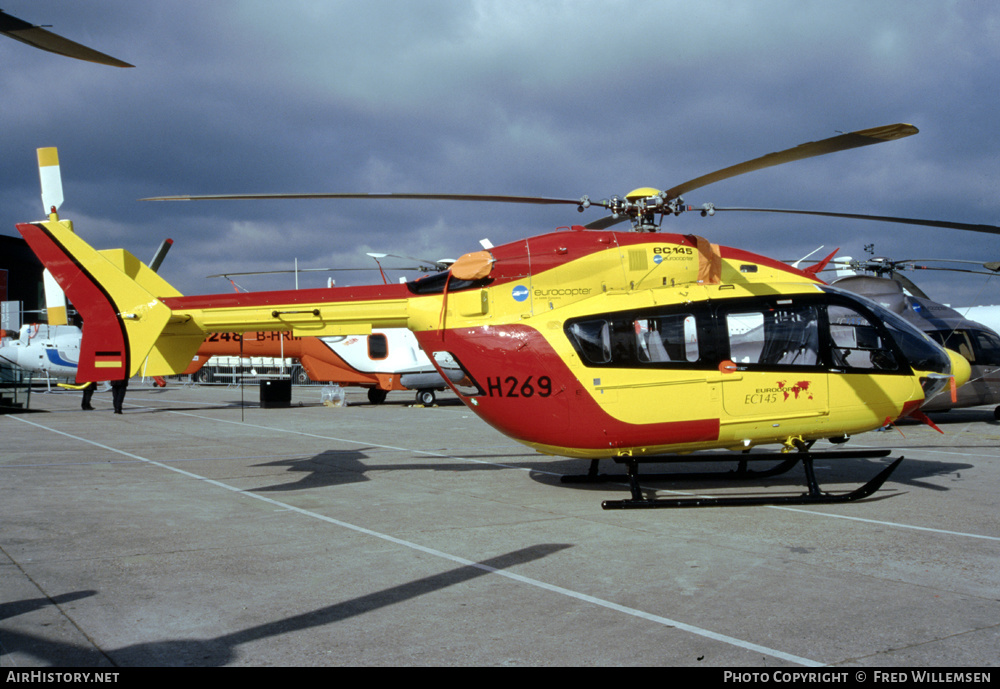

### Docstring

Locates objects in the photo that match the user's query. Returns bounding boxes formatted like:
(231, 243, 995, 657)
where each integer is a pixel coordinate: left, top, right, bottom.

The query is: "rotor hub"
(600, 187, 685, 232)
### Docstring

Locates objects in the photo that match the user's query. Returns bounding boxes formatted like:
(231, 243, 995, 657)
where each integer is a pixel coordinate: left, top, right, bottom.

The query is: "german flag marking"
(94, 352, 124, 368)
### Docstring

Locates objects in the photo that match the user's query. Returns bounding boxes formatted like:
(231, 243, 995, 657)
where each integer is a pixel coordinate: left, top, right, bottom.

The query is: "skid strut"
(582, 450, 902, 509)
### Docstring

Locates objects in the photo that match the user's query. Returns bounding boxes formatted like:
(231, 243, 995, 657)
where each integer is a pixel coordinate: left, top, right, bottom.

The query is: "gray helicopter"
(828, 256, 1000, 418)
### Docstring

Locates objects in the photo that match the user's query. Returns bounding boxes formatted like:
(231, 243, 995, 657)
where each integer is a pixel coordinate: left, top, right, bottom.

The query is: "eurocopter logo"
(745, 380, 813, 406)
(777, 380, 813, 401)
(512, 285, 529, 302)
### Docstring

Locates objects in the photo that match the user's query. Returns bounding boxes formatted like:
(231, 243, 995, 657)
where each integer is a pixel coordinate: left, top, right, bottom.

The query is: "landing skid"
(562, 454, 804, 485)
(561, 450, 901, 509)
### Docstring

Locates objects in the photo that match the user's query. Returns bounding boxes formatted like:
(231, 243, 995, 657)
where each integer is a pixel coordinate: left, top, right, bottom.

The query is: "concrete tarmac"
(1, 383, 998, 667)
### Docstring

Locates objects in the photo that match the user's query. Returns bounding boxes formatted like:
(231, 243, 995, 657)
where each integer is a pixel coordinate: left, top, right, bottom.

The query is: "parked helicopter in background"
(1, 262, 78, 380)
(187, 257, 454, 403)
(187, 328, 449, 405)
(21, 126, 994, 509)
(899, 259, 1000, 347)
(0, 323, 83, 381)
(818, 255, 1000, 418)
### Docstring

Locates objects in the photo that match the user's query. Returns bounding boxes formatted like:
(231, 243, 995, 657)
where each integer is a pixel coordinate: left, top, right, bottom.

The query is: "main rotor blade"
(889, 273, 930, 299)
(895, 258, 1000, 271)
(205, 266, 419, 278)
(894, 265, 1000, 277)
(584, 215, 628, 230)
(664, 123, 918, 201)
(813, 261, 1000, 278)
(0, 9, 134, 68)
(705, 207, 1000, 235)
(143, 192, 591, 206)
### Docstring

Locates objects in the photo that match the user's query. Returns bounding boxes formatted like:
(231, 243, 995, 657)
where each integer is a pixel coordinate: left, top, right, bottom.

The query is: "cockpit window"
(928, 328, 1000, 366)
(827, 304, 899, 371)
(824, 286, 951, 375)
(973, 330, 1000, 365)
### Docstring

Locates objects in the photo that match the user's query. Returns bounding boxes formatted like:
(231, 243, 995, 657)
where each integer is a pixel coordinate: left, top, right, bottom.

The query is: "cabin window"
(567, 320, 612, 365)
(973, 330, 1000, 365)
(635, 314, 699, 363)
(725, 305, 819, 367)
(368, 334, 388, 360)
(431, 351, 482, 396)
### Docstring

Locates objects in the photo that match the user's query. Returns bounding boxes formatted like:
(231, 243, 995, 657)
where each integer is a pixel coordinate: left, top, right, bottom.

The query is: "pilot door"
(719, 299, 830, 427)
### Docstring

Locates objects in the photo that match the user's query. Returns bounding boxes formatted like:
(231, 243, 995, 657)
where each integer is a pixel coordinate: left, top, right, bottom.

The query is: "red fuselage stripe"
(416, 325, 721, 453)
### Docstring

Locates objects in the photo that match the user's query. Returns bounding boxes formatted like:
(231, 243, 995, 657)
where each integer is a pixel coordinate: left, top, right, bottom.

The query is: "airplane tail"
(16, 216, 202, 382)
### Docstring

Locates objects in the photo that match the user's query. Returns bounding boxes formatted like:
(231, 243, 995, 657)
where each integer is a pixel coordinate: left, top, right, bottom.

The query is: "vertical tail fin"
(19, 147, 200, 381)
(16, 218, 190, 381)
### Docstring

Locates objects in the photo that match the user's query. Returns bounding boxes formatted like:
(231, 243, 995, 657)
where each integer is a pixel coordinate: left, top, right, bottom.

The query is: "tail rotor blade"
(37, 147, 63, 216)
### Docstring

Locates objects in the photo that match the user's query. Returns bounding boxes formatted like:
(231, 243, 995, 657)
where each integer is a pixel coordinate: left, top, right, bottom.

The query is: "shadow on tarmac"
(1, 544, 571, 667)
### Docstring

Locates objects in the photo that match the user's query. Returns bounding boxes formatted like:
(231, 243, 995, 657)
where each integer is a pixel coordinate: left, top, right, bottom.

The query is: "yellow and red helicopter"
(20, 125, 995, 508)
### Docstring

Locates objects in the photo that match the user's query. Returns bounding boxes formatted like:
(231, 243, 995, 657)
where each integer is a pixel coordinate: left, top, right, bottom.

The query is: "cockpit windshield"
(822, 285, 951, 375)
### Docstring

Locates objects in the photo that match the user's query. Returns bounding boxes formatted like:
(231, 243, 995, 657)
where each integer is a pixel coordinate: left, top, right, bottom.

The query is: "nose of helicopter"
(946, 348, 972, 389)
(919, 348, 971, 409)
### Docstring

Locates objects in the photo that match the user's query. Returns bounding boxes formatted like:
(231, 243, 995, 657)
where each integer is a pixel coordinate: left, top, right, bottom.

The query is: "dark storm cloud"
(1, 1, 998, 303)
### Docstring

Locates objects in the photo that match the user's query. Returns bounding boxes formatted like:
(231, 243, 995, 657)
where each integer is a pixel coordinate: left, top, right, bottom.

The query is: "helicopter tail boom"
(17, 216, 416, 381)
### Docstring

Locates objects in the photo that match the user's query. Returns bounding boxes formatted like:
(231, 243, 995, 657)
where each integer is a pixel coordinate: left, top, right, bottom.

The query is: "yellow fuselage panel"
(502, 278, 926, 457)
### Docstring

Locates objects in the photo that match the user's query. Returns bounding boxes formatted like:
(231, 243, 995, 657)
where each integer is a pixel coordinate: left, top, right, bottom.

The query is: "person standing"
(81, 382, 95, 410)
(110, 378, 128, 414)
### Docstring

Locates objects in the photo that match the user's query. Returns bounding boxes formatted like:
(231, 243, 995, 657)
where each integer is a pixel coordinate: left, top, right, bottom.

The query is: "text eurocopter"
(723, 671, 991, 683)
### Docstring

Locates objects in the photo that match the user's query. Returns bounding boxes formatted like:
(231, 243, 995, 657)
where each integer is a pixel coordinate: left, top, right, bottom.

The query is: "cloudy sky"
(2, 1, 998, 305)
